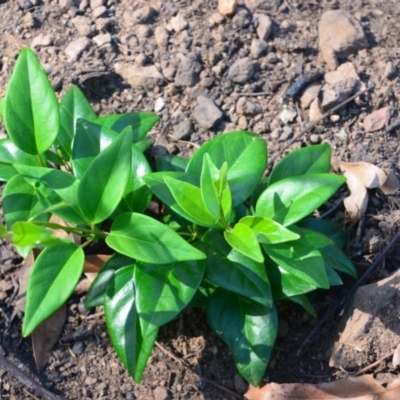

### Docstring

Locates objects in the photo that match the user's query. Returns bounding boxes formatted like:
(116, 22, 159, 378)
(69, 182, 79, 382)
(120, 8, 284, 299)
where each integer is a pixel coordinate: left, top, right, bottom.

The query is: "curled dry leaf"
(332, 157, 399, 218)
(245, 374, 400, 400)
(32, 304, 67, 370)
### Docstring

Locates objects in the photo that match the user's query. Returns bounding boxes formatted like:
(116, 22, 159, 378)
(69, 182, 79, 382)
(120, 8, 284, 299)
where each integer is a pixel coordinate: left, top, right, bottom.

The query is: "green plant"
(0, 48, 356, 387)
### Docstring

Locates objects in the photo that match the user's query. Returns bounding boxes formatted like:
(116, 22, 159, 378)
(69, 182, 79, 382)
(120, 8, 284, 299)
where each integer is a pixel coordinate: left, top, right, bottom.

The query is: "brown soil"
(1, 0, 400, 399)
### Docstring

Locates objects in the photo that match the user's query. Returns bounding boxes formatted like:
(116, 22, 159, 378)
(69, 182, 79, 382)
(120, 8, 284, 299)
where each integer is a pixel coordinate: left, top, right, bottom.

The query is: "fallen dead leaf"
(245, 375, 400, 400)
(32, 304, 67, 370)
(332, 157, 399, 218)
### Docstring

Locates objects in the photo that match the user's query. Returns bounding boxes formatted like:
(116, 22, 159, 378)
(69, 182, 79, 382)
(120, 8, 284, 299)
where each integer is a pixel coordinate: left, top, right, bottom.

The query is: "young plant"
(0, 48, 357, 388)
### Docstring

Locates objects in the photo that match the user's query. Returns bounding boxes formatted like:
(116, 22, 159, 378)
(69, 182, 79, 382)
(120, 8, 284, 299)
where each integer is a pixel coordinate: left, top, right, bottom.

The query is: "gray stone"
(254, 14, 272, 41)
(250, 38, 268, 58)
(65, 37, 91, 62)
(232, 8, 251, 29)
(18, 0, 33, 9)
(321, 77, 358, 111)
(155, 26, 169, 50)
(135, 24, 151, 39)
(363, 107, 392, 132)
(170, 14, 188, 32)
(72, 341, 85, 355)
(153, 387, 169, 400)
(318, 10, 368, 57)
(244, 0, 281, 11)
(132, 6, 156, 23)
(59, 0, 77, 8)
(31, 34, 53, 48)
(172, 119, 193, 140)
(192, 96, 223, 130)
(228, 58, 255, 84)
(384, 61, 396, 79)
(300, 82, 322, 110)
(174, 53, 202, 87)
(309, 97, 323, 121)
(90, 0, 104, 9)
(236, 97, 262, 115)
(233, 374, 248, 394)
(92, 5, 107, 18)
(115, 63, 164, 90)
(72, 16, 95, 37)
(218, 0, 237, 16)
(92, 33, 111, 47)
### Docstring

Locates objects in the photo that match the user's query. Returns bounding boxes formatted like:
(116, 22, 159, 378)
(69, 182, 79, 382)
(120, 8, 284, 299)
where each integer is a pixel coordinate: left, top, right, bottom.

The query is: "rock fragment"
(228, 58, 255, 84)
(72, 16, 95, 37)
(115, 63, 164, 90)
(155, 26, 169, 50)
(174, 53, 202, 87)
(363, 107, 392, 132)
(170, 15, 188, 32)
(90, 0, 104, 9)
(300, 82, 322, 109)
(244, 0, 281, 11)
(254, 14, 272, 41)
(65, 37, 91, 62)
(92, 33, 111, 47)
(31, 34, 53, 48)
(131, 6, 156, 23)
(236, 97, 262, 116)
(321, 77, 358, 111)
(192, 96, 223, 129)
(218, 0, 237, 16)
(309, 97, 323, 122)
(92, 6, 106, 18)
(250, 39, 268, 58)
(318, 10, 368, 57)
(172, 119, 193, 140)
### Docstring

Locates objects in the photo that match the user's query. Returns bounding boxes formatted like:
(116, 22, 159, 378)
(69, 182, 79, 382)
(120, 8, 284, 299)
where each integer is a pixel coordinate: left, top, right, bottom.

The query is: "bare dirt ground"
(1, 0, 400, 399)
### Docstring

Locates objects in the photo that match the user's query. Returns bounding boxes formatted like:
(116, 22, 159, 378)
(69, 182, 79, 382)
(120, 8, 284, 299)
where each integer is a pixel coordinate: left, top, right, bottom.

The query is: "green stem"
(33, 221, 107, 239)
(37, 153, 46, 167)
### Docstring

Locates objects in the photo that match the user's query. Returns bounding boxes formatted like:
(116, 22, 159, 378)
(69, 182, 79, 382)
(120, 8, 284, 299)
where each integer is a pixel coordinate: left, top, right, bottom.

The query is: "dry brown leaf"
(392, 343, 400, 367)
(32, 304, 67, 370)
(332, 158, 399, 219)
(245, 375, 400, 400)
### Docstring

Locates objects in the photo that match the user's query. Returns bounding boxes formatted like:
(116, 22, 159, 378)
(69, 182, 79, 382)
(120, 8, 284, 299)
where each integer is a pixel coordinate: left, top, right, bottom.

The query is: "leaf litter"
(245, 375, 400, 400)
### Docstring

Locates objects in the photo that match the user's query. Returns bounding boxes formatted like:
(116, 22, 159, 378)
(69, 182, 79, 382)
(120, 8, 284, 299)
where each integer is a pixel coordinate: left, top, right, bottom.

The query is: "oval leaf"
(106, 212, 206, 264)
(256, 174, 346, 227)
(269, 144, 332, 185)
(4, 48, 59, 155)
(22, 243, 84, 337)
(207, 289, 278, 386)
(78, 128, 132, 223)
(186, 131, 267, 206)
(104, 265, 158, 382)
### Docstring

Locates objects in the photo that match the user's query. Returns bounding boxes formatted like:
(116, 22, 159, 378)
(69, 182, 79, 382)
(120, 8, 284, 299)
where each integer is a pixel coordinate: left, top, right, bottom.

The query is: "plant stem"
(37, 153, 46, 167)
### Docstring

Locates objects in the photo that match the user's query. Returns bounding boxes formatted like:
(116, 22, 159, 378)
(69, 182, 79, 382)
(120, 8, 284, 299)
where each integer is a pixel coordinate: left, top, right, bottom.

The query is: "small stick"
(0, 354, 66, 400)
(296, 229, 400, 357)
(155, 341, 243, 399)
(267, 84, 375, 168)
(385, 118, 400, 133)
(353, 350, 395, 377)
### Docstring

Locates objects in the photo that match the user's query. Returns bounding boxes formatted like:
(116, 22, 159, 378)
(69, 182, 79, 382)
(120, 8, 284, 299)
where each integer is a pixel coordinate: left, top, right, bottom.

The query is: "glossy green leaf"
(295, 227, 357, 279)
(269, 144, 332, 185)
(106, 212, 206, 264)
(134, 137, 153, 153)
(13, 164, 86, 225)
(3, 175, 49, 230)
(78, 128, 132, 223)
(4, 47, 59, 155)
(240, 216, 300, 244)
(297, 218, 348, 249)
(224, 223, 263, 263)
(12, 221, 53, 246)
(266, 258, 319, 299)
(59, 87, 97, 158)
(134, 260, 205, 335)
(95, 112, 159, 142)
(71, 119, 115, 179)
(263, 232, 329, 289)
(105, 266, 158, 382)
(196, 240, 272, 306)
(0, 139, 41, 181)
(156, 154, 189, 172)
(22, 243, 84, 336)
(186, 131, 267, 206)
(164, 176, 218, 228)
(85, 254, 136, 308)
(0, 98, 4, 123)
(286, 295, 316, 317)
(256, 174, 346, 227)
(200, 154, 232, 222)
(207, 289, 277, 386)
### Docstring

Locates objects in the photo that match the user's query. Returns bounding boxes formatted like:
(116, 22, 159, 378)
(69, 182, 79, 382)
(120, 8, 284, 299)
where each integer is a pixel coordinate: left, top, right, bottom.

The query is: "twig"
(267, 84, 375, 169)
(385, 118, 400, 133)
(0, 354, 67, 400)
(155, 341, 243, 399)
(296, 229, 400, 357)
(235, 91, 270, 97)
(353, 349, 395, 377)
